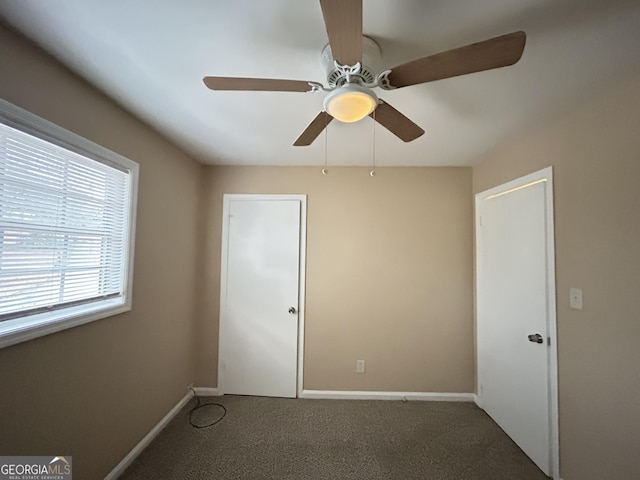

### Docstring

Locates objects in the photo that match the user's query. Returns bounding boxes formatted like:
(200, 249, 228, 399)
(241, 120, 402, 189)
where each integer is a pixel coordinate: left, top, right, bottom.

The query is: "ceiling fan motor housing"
(321, 35, 382, 87)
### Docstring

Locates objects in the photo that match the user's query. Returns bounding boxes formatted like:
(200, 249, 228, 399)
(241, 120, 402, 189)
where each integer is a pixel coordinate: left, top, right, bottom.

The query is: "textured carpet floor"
(118, 395, 548, 480)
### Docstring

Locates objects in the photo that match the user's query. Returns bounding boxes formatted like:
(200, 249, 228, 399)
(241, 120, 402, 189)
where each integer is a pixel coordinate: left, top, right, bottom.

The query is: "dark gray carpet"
(118, 395, 548, 480)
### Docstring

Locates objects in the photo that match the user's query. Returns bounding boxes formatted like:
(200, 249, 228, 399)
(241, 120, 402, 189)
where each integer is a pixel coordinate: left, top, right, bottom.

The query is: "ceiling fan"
(203, 0, 526, 147)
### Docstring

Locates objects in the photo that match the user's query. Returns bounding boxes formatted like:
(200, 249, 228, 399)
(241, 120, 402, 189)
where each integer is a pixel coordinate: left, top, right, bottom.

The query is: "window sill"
(0, 298, 131, 349)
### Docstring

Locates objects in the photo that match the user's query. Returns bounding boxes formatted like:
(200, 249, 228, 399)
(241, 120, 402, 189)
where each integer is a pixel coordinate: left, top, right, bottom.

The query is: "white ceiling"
(1, 0, 640, 166)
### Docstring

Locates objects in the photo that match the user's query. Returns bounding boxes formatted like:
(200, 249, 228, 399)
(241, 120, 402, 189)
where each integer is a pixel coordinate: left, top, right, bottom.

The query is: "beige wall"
(0, 26, 203, 479)
(197, 166, 474, 393)
(473, 74, 640, 479)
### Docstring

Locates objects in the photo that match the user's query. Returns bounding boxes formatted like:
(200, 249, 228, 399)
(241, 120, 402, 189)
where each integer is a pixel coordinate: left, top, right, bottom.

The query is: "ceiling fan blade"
(385, 31, 526, 88)
(319, 0, 363, 66)
(203, 76, 316, 92)
(371, 100, 425, 142)
(293, 111, 334, 146)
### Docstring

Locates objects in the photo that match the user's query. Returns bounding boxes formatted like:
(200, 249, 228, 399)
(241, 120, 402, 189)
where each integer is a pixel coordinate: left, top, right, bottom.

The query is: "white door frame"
(218, 194, 307, 398)
(475, 167, 559, 479)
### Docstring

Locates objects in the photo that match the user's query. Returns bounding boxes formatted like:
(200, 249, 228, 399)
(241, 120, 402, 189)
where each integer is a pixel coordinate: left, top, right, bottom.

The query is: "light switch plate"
(569, 288, 583, 310)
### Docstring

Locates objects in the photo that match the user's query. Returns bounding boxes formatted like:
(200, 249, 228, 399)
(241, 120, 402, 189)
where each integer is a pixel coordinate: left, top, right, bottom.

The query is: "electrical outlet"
(356, 360, 365, 374)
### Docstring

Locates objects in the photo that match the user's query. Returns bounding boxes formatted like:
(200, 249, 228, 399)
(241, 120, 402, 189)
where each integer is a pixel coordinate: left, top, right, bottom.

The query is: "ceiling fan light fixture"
(323, 84, 378, 123)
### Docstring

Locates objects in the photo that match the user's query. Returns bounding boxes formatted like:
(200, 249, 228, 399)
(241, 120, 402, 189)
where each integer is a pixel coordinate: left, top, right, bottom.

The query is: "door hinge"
(547, 336, 551, 345)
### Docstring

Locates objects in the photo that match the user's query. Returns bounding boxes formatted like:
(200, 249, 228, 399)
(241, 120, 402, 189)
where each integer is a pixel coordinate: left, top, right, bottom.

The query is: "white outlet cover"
(569, 288, 583, 310)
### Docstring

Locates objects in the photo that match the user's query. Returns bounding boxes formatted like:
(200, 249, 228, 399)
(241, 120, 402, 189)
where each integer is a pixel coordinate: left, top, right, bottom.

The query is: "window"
(0, 100, 138, 348)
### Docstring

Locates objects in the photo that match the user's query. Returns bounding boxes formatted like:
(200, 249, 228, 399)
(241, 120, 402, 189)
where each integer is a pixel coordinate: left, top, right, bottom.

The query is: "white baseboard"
(300, 390, 475, 402)
(192, 387, 221, 396)
(104, 389, 194, 480)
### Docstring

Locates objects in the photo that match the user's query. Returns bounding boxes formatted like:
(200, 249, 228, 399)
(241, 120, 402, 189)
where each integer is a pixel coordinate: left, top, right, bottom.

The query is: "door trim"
(218, 194, 307, 398)
(475, 167, 559, 479)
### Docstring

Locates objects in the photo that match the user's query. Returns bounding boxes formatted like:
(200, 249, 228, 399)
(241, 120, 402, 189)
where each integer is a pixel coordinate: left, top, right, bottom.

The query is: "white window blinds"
(0, 122, 132, 321)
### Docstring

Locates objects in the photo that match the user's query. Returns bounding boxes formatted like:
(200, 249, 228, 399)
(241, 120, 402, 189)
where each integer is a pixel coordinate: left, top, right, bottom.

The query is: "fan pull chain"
(370, 109, 376, 177)
(322, 112, 329, 175)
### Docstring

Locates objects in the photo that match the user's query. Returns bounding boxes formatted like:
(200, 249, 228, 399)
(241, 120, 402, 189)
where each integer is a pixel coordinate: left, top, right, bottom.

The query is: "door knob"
(528, 333, 544, 344)
(288, 307, 297, 314)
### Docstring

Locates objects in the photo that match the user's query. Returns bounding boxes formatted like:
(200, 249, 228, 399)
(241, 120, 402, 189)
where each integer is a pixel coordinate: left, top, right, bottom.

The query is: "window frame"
(0, 99, 139, 349)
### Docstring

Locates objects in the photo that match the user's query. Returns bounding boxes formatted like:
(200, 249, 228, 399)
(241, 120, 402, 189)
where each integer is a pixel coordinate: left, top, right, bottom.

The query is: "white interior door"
(219, 195, 304, 398)
(476, 168, 558, 478)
